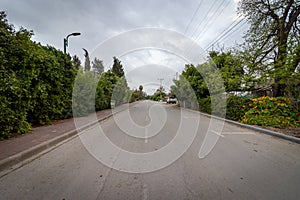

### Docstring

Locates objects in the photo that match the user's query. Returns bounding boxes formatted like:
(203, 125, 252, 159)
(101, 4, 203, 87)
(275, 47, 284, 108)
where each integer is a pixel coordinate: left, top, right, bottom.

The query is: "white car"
(167, 98, 177, 104)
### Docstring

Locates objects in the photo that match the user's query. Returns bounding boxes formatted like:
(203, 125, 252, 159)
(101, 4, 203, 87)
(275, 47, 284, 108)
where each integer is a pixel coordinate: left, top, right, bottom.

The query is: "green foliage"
(92, 57, 104, 74)
(241, 96, 300, 128)
(226, 96, 251, 121)
(170, 64, 206, 110)
(171, 62, 227, 113)
(284, 72, 300, 111)
(198, 97, 211, 114)
(181, 64, 210, 99)
(84, 55, 91, 71)
(0, 12, 75, 139)
(27, 46, 76, 124)
(139, 85, 143, 91)
(238, 0, 300, 97)
(72, 71, 98, 116)
(72, 55, 81, 70)
(150, 89, 167, 102)
(112, 77, 129, 106)
(0, 12, 132, 139)
(130, 86, 146, 101)
(72, 70, 127, 116)
(112, 57, 125, 78)
(209, 51, 244, 92)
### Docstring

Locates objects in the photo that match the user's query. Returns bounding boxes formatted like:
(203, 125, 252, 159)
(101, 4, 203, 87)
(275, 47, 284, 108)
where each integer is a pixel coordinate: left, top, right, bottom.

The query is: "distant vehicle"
(167, 97, 177, 104)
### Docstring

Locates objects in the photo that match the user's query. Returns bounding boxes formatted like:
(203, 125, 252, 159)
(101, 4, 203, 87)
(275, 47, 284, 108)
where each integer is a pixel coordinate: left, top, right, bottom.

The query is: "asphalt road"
(0, 101, 300, 200)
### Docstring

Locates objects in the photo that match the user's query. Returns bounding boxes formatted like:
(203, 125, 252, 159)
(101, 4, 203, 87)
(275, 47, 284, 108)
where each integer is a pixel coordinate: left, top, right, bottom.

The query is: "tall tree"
(72, 55, 81, 70)
(83, 48, 91, 71)
(139, 85, 143, 93)
(111, 56, 125, 78)
(209, 50, 244, 92)
(238, 0, 300, 96)
(92, 57, 104, 74)
(138, 85, 144, 100)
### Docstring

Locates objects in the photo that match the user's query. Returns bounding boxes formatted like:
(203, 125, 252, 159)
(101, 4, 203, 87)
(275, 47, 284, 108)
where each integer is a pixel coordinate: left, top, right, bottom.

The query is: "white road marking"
(211, 131, 256, 138)
(211, 130, 225, 138)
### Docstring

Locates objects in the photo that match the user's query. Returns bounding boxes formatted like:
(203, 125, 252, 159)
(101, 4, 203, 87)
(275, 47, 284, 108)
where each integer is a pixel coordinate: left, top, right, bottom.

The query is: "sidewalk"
(0, 108, 117, 172)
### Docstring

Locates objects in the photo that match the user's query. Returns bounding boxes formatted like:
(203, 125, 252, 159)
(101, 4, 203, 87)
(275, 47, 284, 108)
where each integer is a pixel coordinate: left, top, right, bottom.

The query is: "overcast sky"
(1, 0, 247, 94)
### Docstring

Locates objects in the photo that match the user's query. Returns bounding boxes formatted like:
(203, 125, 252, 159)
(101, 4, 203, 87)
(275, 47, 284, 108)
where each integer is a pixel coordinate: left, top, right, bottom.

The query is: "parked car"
(167, 97, 177, 104)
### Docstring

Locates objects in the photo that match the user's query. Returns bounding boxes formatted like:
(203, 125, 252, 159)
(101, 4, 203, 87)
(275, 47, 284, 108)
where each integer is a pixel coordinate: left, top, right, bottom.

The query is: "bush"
(226, 96, 251, 121)
(0, 12, 131, 139)
(72, 71, 98, 117)
(199, 97, 212, 114)
(0, 12, 76, 139)
(72, 70, 125, 117)
(241, 96, 300, 128)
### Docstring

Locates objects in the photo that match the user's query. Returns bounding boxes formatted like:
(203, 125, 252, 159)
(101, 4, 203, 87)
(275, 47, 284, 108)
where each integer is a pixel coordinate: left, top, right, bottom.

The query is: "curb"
(0, 104, 130, 173)
(182, 107, 300, 144)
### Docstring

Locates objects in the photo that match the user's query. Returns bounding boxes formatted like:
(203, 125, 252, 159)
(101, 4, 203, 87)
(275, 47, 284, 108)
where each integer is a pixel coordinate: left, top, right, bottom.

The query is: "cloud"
(1, 0, 246, 93)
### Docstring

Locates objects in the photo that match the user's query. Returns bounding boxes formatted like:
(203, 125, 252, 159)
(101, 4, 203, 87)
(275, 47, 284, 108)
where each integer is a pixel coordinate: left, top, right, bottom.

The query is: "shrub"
(199, 97, 212, 114)
(226, 96, 251, 121)
(0, 12, 76, 139)
(241, 96, 300, 128)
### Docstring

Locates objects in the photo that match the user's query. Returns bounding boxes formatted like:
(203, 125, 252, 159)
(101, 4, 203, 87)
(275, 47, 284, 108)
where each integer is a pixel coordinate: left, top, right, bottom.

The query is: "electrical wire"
(194, 0, 231, 42)
(184, 0, 204, 35)
(202, 17, 246, 53)
(189, 0, 219, 38)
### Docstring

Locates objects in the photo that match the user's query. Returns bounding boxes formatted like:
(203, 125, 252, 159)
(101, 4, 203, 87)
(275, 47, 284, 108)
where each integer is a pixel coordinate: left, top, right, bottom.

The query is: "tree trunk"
(273, 18, 289, 97)
(273, 80, 285, 97)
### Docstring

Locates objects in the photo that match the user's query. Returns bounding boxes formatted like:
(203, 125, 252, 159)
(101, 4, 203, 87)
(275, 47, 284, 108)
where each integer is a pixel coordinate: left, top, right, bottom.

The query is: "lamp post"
(64, 32, 81, 54)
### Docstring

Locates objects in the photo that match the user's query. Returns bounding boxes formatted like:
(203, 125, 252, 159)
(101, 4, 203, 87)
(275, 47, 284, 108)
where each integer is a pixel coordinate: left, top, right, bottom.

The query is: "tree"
(151, 90, 167, 102)
(72, 55, 81, 70)
(111, 56, 125, 77)
(209, 50, 244, 92)
(0, 11, 77, 138)
(139, 85, 143, 96)
(181, 64, 209, 99)
(139, 85, 143, 92)
(85, 56, 91, 71)
(92, 57, 104, 74)
(238, 0, 300, 96)
(83, 48, 91, 71)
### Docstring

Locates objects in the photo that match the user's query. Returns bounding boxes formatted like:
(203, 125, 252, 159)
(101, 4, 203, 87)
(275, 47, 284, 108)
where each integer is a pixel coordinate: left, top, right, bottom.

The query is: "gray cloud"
(1, 0, 246, 94)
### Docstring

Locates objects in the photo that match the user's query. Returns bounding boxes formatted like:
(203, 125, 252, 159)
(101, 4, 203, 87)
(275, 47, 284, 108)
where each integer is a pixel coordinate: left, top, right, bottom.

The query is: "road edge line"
(0, 103, 135, 173)
(181, 107, 300, 144)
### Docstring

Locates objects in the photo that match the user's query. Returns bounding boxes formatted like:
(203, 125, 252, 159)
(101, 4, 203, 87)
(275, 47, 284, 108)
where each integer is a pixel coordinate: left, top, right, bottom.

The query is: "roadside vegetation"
(1, 1, 300, 139)
(0, 12, 134, 139)
(171, 0, 300, 131)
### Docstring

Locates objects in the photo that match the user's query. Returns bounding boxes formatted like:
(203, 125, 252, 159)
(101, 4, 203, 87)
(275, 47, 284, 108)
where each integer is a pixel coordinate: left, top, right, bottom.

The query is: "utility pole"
(157, 78, 164, 101)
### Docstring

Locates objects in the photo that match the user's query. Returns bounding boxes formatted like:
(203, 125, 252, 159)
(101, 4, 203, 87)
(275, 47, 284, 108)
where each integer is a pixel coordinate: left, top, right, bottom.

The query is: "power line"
(217, 20, 247, 44)
(189, 0, 219, 38)
(202, 18, 246, 53)
(194, 0, 231, 42)
(206, 18, 246, 51)
(202, 17, 241, 50)
(184, 0, 204, 35)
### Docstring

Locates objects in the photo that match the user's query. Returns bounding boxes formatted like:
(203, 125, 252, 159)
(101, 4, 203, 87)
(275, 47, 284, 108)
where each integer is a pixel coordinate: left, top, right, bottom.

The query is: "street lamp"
(64, 32, 81, 54)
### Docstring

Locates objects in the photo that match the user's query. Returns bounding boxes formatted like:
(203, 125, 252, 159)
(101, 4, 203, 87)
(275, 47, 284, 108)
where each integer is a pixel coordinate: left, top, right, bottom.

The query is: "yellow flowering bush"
(241, 96, 300, 128)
